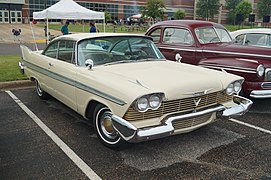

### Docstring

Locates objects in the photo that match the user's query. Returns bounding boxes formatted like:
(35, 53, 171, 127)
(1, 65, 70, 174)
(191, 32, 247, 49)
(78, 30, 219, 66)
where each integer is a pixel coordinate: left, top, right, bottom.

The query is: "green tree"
(173, 9, 185, 20)
(141, 0, 165, 22)
(235, 0, 252, 22)
(257, 0, 271, 19)
(196, 0, 220, 20)
(225, 0, 242, 25)
(104, 10, 112, 25)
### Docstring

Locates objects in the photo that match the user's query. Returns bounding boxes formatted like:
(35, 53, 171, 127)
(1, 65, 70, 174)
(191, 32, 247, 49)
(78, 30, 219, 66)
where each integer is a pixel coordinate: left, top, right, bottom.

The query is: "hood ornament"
(193, 98, 201, 107)
(128, 79, 149, 89)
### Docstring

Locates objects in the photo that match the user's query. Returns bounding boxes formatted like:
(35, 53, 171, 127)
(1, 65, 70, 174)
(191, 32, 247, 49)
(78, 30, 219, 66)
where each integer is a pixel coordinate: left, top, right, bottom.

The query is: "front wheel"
(93, 104, 124, 148)
(35, 80, 48, 100)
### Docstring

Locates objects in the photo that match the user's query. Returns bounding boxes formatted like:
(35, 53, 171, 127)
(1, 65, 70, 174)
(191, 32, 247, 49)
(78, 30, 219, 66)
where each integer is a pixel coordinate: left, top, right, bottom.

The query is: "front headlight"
(134, 93, 164, 112)
(226, 80, 243, 95)
(233, 81, 242, 93)
(257, 64, 265, 77)
(226, 83, 234, 95)
(149, 94, 161, 109)
(135, 97, 148, 112)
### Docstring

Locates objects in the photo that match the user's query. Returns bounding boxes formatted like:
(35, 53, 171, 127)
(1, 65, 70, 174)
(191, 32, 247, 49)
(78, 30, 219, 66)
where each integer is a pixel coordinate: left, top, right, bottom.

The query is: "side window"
(58, 40, 75, 63)
(247, 33, 269, 46)
(163, 28, 194, 45)
(111, 39, 129, 54)
(43, 41, 58, 58)
(148, 28, 161, 43)
(215, 28, 232, 42)
(234, 34, 245, 45)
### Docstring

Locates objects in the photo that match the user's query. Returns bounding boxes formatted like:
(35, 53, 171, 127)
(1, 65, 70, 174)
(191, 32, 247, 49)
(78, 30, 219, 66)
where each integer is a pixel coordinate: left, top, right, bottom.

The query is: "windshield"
(77, 36, 165, 66)
(195, 27, 232, 44)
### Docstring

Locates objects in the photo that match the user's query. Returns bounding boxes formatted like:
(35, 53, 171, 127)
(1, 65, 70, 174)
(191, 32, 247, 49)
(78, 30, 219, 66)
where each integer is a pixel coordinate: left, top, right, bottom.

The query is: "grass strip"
(0, 56, 27, 82)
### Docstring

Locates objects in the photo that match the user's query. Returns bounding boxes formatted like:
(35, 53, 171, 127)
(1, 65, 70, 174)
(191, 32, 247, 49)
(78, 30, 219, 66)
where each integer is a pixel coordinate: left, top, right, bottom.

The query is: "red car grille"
(262, 82, 271, 89)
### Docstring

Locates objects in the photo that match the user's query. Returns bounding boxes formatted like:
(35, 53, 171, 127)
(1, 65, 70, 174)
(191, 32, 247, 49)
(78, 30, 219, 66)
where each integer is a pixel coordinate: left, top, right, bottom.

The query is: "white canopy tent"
(33, 0, 105, 41)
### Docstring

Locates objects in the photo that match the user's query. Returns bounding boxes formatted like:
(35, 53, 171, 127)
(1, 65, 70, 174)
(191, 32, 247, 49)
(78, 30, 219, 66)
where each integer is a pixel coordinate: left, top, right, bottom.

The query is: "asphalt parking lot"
(1, 24, 271, 179)
(1, 87, 271, 179)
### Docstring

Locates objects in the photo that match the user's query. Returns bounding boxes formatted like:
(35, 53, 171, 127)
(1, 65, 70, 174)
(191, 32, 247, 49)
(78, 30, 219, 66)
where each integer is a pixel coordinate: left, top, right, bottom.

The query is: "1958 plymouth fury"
(145, 20, 271, 98)
(20, 33, 252, 148)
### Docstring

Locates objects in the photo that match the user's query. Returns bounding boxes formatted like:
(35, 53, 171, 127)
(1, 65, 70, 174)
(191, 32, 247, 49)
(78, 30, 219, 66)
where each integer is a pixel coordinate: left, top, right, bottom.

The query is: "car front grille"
(172, 113, 212, 130)
(265, 68, 271, 81)
(123, 91, 232, 121)
(262, 82, 271, 89)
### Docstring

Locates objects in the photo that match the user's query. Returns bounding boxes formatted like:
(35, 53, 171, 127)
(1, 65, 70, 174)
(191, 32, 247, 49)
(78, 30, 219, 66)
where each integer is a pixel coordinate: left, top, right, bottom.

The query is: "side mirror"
(175, 53, 182, 63)
(85, 59, 94, 70)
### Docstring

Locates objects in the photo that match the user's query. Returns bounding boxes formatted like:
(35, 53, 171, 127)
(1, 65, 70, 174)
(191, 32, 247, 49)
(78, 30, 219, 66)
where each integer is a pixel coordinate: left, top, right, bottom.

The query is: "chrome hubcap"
(100, 113, 117, 140)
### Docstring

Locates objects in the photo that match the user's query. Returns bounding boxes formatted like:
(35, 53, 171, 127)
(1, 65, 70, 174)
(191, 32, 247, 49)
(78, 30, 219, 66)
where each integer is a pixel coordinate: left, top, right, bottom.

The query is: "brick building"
(0, 0, 266, 24)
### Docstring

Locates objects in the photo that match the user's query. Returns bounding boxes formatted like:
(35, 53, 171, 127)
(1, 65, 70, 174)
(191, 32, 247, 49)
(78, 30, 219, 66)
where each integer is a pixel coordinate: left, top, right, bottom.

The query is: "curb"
(0, 80, 34, 90)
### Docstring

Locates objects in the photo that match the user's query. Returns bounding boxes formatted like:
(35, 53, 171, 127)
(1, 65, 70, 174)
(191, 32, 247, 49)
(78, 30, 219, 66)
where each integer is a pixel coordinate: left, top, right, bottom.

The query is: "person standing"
(61, 21, 69, 35)
(89, 21, 97, 33)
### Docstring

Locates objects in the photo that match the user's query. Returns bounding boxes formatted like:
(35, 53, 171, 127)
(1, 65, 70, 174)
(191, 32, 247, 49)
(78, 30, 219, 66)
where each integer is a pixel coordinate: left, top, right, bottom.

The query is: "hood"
(90, 61, 239, 101)
(203, 43, 271, 61)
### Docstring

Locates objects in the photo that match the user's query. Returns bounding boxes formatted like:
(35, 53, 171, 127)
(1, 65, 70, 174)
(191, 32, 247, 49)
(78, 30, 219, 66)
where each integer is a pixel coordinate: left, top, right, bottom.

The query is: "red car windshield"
(195, 27, 232, 44)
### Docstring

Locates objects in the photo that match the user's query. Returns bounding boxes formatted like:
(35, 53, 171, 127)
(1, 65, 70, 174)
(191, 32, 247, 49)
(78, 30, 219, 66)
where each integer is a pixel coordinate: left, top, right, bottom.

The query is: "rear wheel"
(35, 80, 48, 100)
(93, 104, 123, 148)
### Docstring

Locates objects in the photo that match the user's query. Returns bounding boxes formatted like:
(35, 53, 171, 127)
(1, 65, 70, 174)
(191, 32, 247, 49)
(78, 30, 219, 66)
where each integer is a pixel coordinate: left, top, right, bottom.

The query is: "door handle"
(49, 62, 53, 66)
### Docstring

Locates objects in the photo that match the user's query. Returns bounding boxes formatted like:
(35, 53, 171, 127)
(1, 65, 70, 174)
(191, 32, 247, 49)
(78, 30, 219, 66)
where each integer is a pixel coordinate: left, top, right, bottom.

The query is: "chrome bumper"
(250, 90, 271, 98)
(111, 95, 252, 143)
(18, 61, 25, 74)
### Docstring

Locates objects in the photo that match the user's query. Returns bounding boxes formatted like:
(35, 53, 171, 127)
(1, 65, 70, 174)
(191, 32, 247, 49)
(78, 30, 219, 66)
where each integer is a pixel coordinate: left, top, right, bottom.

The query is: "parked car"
(230, 28, 271, 48)
(20, 33, 252, 148)
(145, 20, 271, 98)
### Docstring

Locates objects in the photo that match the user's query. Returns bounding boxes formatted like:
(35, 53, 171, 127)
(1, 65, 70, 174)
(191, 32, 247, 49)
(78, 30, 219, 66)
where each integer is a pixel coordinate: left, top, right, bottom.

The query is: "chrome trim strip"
(200, 63, 256, 71)
(112, 95, 252, 143)
(202, 49, 271, 59)
(24, 60, 126, 105)
(200, 65, 256, 74)
(236, 58, 258, 63)
(250, 90, 271, 98)
(159, 46, 197, 52)
(158, 46, 271, 59)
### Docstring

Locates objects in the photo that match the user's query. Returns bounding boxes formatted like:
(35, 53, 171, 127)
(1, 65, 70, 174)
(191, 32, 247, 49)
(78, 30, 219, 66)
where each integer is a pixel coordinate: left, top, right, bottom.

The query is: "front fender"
(198, 57, 262, 82)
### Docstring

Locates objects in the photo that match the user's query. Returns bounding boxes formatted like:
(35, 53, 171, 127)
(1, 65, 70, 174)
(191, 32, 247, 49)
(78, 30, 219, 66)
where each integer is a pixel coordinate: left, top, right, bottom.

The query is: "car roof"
(149, 20, 226, 29)
(52, 33, 150, 42)
(230, 28, 271, 35)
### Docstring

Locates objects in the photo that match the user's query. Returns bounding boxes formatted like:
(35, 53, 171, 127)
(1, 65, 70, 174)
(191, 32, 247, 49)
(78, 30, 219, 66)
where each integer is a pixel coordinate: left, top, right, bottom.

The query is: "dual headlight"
(257, 64, 265, 77)
(226, 80, 243, 95)
(134, 93, 164, 112)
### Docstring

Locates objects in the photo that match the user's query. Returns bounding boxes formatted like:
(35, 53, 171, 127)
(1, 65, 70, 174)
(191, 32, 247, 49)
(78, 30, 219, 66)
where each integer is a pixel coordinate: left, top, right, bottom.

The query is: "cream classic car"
(20, 33, 252, 148)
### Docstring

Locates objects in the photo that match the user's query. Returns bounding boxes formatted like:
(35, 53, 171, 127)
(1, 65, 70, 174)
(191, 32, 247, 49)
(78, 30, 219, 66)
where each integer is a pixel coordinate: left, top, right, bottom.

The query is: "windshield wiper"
(136, 58, 159, 62)
(136, 58, 166, 62)
(103, 60, 136, 66)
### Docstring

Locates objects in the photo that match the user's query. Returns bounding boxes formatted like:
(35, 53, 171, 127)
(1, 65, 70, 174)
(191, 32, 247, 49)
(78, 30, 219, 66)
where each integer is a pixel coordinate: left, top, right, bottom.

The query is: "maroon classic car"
(145, 20, 271, 98)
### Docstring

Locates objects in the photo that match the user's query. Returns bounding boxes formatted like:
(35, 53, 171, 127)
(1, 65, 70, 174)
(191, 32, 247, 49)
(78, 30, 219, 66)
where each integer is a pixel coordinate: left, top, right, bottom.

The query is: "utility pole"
(194, 0, 197, 20)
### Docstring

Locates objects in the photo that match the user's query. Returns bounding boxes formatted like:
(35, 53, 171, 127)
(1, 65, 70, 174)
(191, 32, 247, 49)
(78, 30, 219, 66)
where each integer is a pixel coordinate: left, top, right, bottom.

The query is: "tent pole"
(103, 18, 105, 32)
(46, 19, 49, 44)
(83, 20, 84, 32)
(29, 22, 38, 51)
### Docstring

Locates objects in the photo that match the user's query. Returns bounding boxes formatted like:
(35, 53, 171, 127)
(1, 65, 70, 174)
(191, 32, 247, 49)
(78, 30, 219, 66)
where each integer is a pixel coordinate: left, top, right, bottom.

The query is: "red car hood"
(203, 43, 271, 59)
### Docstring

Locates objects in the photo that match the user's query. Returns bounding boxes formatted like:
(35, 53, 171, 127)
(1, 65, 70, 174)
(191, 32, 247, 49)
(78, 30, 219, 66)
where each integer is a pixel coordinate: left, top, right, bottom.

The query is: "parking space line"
(230, 118, 271, 134)
(6, 91, 101, 180)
